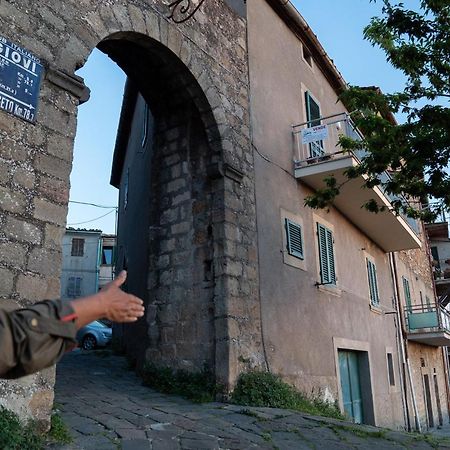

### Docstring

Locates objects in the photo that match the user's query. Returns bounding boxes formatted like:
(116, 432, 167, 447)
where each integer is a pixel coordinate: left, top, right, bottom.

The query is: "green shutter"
(366, 259, 379, 306)
(285, 219, 304, 259)
(403, 277, 412, 311)
(318, 223, 336, 285)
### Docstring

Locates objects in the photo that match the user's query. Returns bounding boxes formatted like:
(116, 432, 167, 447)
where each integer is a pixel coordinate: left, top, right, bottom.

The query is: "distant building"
(61, 229, 116, 299)
(426, 222, 450, 303)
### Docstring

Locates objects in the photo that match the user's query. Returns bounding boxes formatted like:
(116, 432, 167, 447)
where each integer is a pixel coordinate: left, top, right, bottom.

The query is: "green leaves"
(308, 1, 450, 220)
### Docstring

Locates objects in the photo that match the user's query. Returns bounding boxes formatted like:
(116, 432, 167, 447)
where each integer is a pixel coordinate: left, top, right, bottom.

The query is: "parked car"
(76, 320, 112, 350)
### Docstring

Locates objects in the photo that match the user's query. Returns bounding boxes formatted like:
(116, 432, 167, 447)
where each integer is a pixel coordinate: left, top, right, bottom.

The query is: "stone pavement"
(49, 350, 450, 449)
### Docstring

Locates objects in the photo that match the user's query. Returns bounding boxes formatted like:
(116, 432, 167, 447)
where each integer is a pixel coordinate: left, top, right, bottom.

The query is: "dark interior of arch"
(95, 34, 222, 374)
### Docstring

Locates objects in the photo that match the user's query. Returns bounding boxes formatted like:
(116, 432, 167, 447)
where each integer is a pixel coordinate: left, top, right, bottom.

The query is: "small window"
(431, 246, 440, 268)
(305, 91, 324, 157)
(141, 103, 149, 148)
(285, 218, 304, 260)
(387, 353, 395, 386)
(366, 258, 380, 306)
(317, 223, 336, 285)
(123, 168, 129, 211)
(71, 238, 85, 257)
(67, 277, 82, 298)
(402, 277, 412, 311)
(102, 246, 114, 265)
(302, 44, 313, 67)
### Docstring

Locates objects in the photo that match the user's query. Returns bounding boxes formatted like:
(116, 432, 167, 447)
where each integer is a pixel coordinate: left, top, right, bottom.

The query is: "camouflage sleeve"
(0, 300, 77, 379)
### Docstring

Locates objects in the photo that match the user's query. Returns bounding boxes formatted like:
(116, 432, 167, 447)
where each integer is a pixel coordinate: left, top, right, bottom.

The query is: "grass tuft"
(141, 363, 221, 403)
(48, 412, 72, 445)
(231, 371, 343, 420)
(0, 406, 43, 450)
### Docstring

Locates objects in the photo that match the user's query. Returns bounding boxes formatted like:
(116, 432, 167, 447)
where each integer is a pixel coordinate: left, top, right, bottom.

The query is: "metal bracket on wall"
(46, 69, 91, 104)
(167, 0, 207, 23)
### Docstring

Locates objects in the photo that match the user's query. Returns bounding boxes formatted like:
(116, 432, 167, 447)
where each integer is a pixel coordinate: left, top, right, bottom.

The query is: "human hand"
(99, 271, 145, 322)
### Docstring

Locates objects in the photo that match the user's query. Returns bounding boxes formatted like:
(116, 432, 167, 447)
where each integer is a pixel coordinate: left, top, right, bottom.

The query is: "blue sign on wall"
(0, 35, 43, 123)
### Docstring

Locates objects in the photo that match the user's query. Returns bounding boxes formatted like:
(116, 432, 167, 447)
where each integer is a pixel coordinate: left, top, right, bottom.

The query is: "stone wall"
(0, 0, 263, 425)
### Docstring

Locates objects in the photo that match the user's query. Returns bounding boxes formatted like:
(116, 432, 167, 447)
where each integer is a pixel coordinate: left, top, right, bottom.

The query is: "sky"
(67, 0, 414, 234)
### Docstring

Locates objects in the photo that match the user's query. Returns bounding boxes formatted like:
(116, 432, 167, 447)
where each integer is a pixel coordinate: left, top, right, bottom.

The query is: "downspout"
(390, 252, 422, 432)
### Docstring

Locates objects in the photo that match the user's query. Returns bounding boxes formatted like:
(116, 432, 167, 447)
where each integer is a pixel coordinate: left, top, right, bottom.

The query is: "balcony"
(292, 113, 421, 253)
(405, 303, 450, 346)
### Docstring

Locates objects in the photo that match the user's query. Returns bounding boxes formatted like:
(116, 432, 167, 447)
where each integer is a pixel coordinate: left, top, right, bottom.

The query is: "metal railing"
(405, 303, 450, 333)
(292, 112, 419, 234)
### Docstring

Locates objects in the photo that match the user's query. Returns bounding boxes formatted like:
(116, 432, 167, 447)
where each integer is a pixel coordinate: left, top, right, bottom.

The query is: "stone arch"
(0, 0, 264, 426)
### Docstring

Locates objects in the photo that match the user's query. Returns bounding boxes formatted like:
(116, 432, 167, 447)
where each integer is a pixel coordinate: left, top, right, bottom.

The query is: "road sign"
(0, 36, 43, 123)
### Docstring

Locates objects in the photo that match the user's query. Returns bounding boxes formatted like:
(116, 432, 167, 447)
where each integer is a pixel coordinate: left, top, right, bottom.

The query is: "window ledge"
(370, 304, 383, 315)
(317, 283, 342, 297)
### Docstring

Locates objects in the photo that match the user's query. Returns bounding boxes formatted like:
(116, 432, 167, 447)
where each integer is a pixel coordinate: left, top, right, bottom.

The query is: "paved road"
(50, 350, 450, 449)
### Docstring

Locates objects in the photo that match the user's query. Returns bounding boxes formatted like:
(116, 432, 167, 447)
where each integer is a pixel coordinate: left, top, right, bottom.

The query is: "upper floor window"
(285, 218, 304, 260)
(366, 258, 380, 306)
(302, 44, 313, 67)
(402, 277, 412, 311)
(317, 223, 336, 285)
(102, 246, 114, 265)
(71, 238, 84, 257)
(305, 91, 324, 157)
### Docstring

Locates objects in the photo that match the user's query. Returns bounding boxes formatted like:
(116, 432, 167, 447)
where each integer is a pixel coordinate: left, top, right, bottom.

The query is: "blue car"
(76, 320, 112, 350)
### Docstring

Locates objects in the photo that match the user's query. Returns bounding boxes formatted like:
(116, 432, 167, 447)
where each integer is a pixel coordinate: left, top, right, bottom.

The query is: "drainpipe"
(389, 252, 422, 433)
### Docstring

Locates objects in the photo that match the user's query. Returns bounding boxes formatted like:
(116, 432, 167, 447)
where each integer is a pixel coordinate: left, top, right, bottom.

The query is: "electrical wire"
(69, 200, 118, 209)
(67, 209, 116, 226)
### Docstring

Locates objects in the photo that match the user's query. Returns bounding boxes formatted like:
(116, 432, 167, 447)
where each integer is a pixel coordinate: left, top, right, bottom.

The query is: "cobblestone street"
(48, 350, 450, 450)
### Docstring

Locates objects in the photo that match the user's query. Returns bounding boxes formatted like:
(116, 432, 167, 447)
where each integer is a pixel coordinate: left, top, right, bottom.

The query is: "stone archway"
(0, 0, 263, 426)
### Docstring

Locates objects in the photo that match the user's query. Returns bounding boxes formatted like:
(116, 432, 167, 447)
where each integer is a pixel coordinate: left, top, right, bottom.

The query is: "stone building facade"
(0, 0, 261, 427)
(0, 0, 448, 432)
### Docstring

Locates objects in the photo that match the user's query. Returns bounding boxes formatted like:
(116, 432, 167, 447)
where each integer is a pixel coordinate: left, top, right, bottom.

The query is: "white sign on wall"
(301, 124, 328, 144)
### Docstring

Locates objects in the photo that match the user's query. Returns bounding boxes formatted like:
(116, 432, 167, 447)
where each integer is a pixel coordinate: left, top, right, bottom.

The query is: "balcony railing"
(405, 303, 450, 346)
(292, 113, 421, 252)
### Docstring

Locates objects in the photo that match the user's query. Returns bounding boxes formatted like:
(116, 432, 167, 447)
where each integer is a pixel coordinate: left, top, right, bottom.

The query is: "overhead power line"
(67, 209, 116, 226)
(69, 200, 118, 209)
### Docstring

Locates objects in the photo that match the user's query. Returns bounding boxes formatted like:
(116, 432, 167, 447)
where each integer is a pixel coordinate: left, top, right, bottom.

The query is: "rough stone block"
(0, 137, 28, 161)
(0, 242, 27, 268)
(44, 224, 64, 250)
(38, 176, 69, 203)
(13, 168, 35, 190)
(28, 247, 61, 277)
(33, 198, 67, 225)
(16, 274, 49, 301)
(0, 186, 26, 214)
(0, 267, 14, 296)
(46, 132, 74, 162)
(36, 153, 71, 181)
(4, 216, 43, 244)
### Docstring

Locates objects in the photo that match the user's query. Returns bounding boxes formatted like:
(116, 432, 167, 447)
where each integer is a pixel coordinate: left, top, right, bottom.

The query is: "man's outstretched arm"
(0, 270, 144, 379)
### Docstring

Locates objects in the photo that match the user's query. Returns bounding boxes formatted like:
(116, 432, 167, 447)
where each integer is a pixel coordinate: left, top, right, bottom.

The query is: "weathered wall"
(246, 0, 439, 429)
(0, 0, 263, 425)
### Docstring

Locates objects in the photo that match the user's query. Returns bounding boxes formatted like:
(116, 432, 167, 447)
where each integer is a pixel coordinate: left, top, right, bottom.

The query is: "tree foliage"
(305, 0, 450, 221)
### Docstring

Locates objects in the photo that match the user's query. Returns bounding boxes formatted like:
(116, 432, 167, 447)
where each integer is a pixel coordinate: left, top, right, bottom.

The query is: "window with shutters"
(71, 238, 84, 257)
(317, 223, 336, 285)
(305, 91, 324, 158)
(285, 218, 304, 260)
(366, 258, 380, 306)
(67, 277, 82, 298)
(403, 277, 412, 311)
